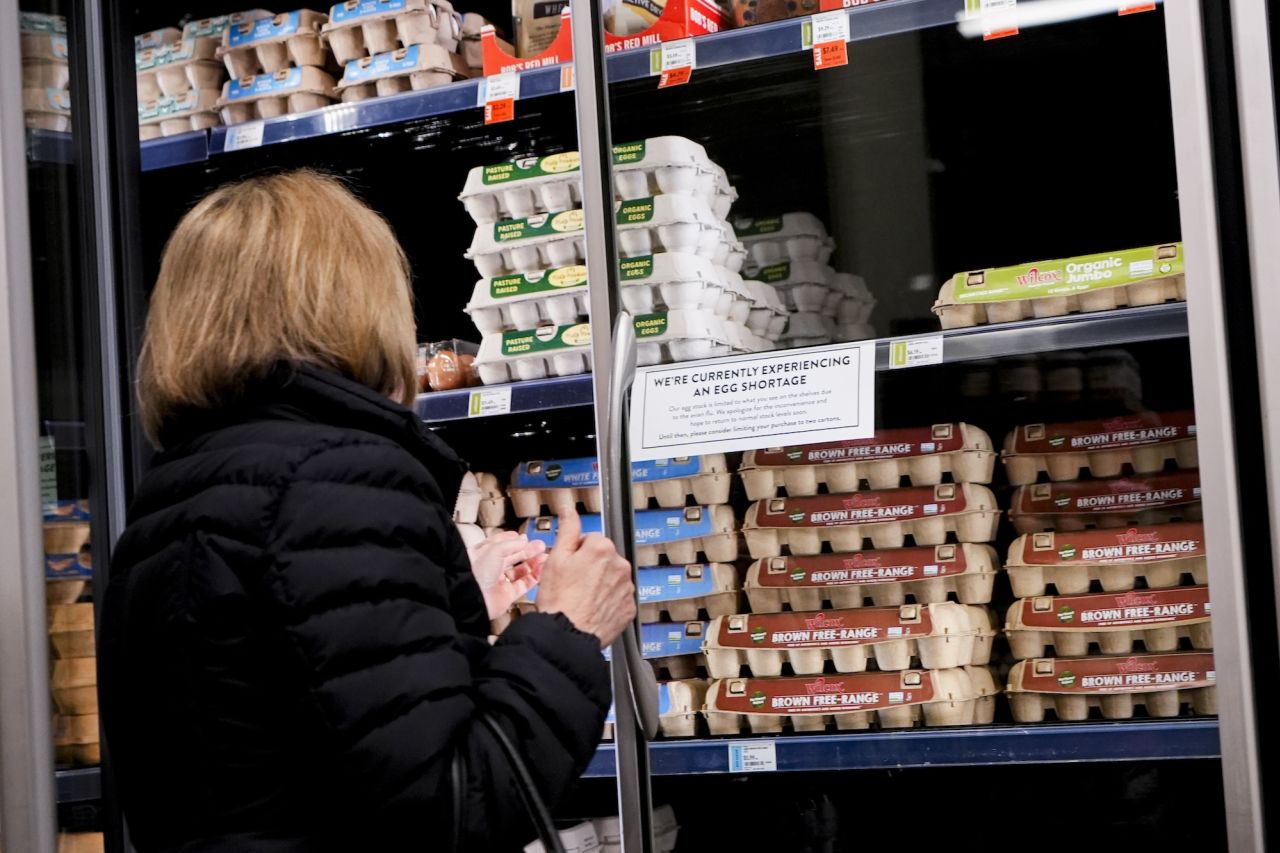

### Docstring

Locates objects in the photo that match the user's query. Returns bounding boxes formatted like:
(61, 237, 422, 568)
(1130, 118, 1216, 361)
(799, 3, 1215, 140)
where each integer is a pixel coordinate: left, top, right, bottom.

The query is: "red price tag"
(484, 98, 514, 124)
(813, 39, 848, 69)
(1119, 2, 1156, 14)
(482, 71, 518, 124)
(658, 65, 692, 87)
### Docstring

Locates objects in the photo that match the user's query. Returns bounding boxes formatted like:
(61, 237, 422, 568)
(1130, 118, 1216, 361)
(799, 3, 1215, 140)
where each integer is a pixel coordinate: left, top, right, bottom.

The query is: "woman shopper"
(99, 170, 635, 852)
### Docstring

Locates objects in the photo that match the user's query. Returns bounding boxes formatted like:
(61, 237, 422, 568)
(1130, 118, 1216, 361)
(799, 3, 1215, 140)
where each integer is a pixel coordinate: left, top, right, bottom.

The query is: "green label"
(617, 199, 655, 225)
(757, 262, 791, 283)
(481, 152, 581, 185)
(612, 140, 648, 164)
(39, 435, 57, 515)
(501, 323, 592, 356)
(489, 265, 587, 299)
(493, 210, 584, 242)
(633, 313, 669, 339)
(953, 243, 1185, 304)
(620, 256, 656, 281)
(890, 342, 908, 368)
(735, 216, 784, 238)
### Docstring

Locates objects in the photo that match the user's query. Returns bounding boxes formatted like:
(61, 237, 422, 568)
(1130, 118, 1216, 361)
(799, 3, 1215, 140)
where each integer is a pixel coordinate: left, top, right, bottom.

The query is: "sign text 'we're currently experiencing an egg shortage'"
(630, 341, 875, 458)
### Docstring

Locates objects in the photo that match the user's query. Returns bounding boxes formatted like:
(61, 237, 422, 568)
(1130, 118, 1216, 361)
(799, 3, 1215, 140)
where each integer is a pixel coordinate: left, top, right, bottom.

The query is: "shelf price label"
(728, 741, 777, 773)
(482, 70, 519, 125)
(888, 335, 943, 369)
(560, 63, 575, 91)
(224, 119, 265, 151)
(1119, 2, 1157, 13)
(651, 38, 695, 88)
(801, 11, 850, 70)
(468, 386, 512, 418)
(965, 0, 1018, 40)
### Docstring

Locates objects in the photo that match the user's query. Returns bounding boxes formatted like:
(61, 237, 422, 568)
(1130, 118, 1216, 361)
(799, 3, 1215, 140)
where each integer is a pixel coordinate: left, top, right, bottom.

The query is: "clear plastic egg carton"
(1002, 410, 1198, 486)
(136, 37, 224, 101)
(217, 66, 337, 124)
(602, 682, 706, 741)
(336, 42, 466, 101)
(1006, 651, 1216, 722)
(1005, 523, 1208, 596)
(138, 88, 221, 139)
(182, 10, 275, 40)
(508, 454, 732, 517)
(453, 471, 506, 527)
(735, 212, 836, 272)
(467, 210, 586, 278)
(322, 0, 462, 66)
(466, 265, 589, 335)
(473, 320, 592, 384)
(218, 10, 330, 79)
(616, 196, 742, 270)
(777, 311, 836, 348)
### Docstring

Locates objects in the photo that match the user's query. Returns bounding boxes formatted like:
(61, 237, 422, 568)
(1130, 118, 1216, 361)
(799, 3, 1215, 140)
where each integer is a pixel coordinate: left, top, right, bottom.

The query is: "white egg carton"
(217, 66, 337, 124)
(1003, 410, 1198, 486)
(136, 27, 181, 49)
(336, 42, 466, 101)
(138, 88, 221, 139)
(468, 210, 586, 278)
(218, 10, 330, 79)
(453, 471, 506, 527)
(752, 259, 837, 313)
(735, 212, 836, 273)
(621, 253, 731, 319)
(1008, 471, 1202, 535)
(743, 280, 788, 340)
(616, 195, 744, 271)
(1006, 651, 1216, 722)
(614, 137, 737, 219)
(509, 455, 732, 517)
(634, 310, 746, 367)
(136, 37, 225, 101)
(778, 311, 836, 348)
(836, 273, 876, 323)
(602, 681, 706, 741)
(704, 603, 995, 679)
(834, 322, 875, 343)
(466, 265, 589, 335)
(1005, 523, 1208, 597)
(322, 0, 462, 65)
(705, 666, 998, 734)
(183, 10, 275, 40)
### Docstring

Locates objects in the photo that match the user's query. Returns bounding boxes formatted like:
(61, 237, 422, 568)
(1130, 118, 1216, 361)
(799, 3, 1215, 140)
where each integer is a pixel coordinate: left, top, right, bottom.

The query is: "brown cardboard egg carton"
(22, 33, 68, 92)
(136, 37, 225, 102)
(24, 86, 72, 132)
(218, 10, 330, 79)
(53, 713, 100, 767)
(508, 455, 731, 517)
(603, 679, 706, 740)
(1005, 585, 1212, 659)
(1009, 471, 1201, 535)
(634, 505, 737, 565)
(704, 667, 994, 734)
(1005, 522, 1207, 596)
(1006, 651, 1216, 722)
(52, 657, 98, 715)
(454, 471, 506, 527)
(44, 520, 90, 555)
(638, 563, 739, 622)
(321, 0, 462, 66)
(965, 664, 1000, 724)
(703, 602, 995, 678)
(1002, 410, 1198, 486)
(48, 602, 94, 659)
(138, 89, 221, 140)
(738, 424, 996, 500)
(47, 580, 89, 605)
(216, 66, 337, 124)
(743, 484, 1000, 558)
(335, 42, 467, 102)
(58, 832, 105, 853)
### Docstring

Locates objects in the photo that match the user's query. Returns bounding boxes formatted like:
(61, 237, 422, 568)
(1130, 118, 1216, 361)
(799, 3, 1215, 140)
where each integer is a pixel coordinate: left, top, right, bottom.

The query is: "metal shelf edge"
(56, 767, 102, 804)
(415, 373, 595, 422)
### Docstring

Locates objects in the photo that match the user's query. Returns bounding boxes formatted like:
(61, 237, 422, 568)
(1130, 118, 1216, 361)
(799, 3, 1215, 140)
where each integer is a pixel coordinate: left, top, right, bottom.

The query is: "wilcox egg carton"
(1007, 651, 1216, 722)
(453, 471, 506, 527)
(933, 243, 1186, 330)
(1009, 471, 1202, 535)
(509, 454, 731, 516)
(1005, 523, 1207, 596)
(735, 212, 835, 273)
(705, 666, 994, 734)
(1003, 410, 1198, 485)
(521, 506, 737, 565)
(617, 196, 745, 272)
(743, 483, 1000, 558)
(218, 10, 330, 78)
(138, 89, 221, 139)
(217, 66, 337, 124)
(603, 621, 707, 679)
(603, 680, 707, 740)
(739, 423, 996, 500)
(703, 602, 994, 679)
(336, 42, 466, 100)
(322, 0, 461, 65)
(136, 37, 224, 101)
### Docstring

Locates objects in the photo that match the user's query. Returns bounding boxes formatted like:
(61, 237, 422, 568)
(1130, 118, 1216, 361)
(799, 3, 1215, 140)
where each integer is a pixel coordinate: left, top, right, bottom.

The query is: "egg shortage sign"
(630, 341, 875, 458)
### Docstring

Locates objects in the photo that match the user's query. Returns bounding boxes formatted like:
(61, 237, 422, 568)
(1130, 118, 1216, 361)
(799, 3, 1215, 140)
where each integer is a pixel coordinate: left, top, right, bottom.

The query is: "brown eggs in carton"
(216, 66, 337, 125)
(1003, 410, 1198, 486)
(335, 42, 467, 102)
(52, 657, 98, 715)
(322, 0, 462, 65)
(453, 471, 506, 527)
(1006, 651, 1216, 722)
(218, 10, 330, 79)
(509, 455, 731, 517)
(1008, 471, 1202, 535)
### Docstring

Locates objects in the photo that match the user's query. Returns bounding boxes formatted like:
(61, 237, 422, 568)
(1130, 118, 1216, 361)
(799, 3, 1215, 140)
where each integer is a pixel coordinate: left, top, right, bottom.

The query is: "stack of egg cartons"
(452, 469, 508, 550)
(45, 501, 98, 768)
(216, 10, 338, 126)
(706, 426, 1002, 736)
(509, 455, 738, 738)
(460, 137, 783, 385)
(20, 13, 71, 132)
(958, 349, 1145, 412)
(1000, 411, 1216, 722)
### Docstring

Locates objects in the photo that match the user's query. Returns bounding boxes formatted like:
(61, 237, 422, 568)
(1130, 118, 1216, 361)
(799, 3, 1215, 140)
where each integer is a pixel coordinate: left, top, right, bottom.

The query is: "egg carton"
(614, 137, 737, 219)
(136, 37, 224, 101)
(743, 484, 1000, 558)
(704, 666, 995, 735)
(136, 27, 181, 49)
(21, 12, 65, 34)
(835, 273, 876, 323)
(704, 602, 994, 679)
(468, 210, 586, 278)
(743, 282, 789, 342)
(182, 10, 275, 40)
(621, 253, 735, 319)
(745, 544, 998, 612)
(508, 454, 731, 516)
(21, 34, 68, 91)
(637, 564, 738, 622)
(322, 0, 461, 66)
(218, 10, 330, 78)
(595, 807, 680, 853)
(54, 713, 100, 762)
(1005, 585, 1212, 660)
(217, 66, 337, 124)
(1003, 410, 1197, 486)
(520, 506, 738, 565)
(1005, 523, 1208, 596)
(778, 311, 836, 348)
(335, 41, 467, 101)
(1009, 471, 1202, 535)
(602, 680, 707, 740)
(739, 424, 996, 501)
(138, 88, 221, 139)
(616, 196, 745, 272)
(24, 87, 72, 132)
(634, 310, 752, 366)
(453, 471, 506, 526)
(48, 602, 94, 659)
(44, 520, 90, 556)
(466, 265, 588, 334)
(604, 621, 708, 680)
(52, 658, 97, 716)
(934, 243, 1186, 330)
(1006, 651, 1216, 722)
(734, 212, 836, 273)
(750, 259, 838, 314)
(453, 521, 501, 551)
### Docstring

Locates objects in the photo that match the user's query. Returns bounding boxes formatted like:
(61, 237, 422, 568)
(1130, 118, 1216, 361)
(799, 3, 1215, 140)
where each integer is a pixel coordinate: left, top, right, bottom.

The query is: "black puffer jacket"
(100, 364, 611, 852)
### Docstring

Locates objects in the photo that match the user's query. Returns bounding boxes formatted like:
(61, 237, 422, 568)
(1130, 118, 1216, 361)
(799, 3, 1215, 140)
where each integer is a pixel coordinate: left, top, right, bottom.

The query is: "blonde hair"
(137, 170, 417, 444)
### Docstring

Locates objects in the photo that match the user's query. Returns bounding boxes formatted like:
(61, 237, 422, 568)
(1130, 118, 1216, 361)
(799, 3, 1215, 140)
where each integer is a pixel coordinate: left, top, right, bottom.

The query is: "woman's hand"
(468, 531, 548, 620)
(535, 509, 637, 648)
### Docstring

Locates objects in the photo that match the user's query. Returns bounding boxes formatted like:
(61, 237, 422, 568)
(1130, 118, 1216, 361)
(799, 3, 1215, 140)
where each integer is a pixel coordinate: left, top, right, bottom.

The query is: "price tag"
(965, 0, 1018, 40)
(888, 335, 943, 369)
(224, 120, 264, 151)
(482, 71, 519, 125)
(727, 741, 777, 773)
(559, 63, 575, 91)
(651, 38, 695, 88)
(468, 386, 513, 418)
(1119, 2, 1156, 13)
(802, 11, 850, 69)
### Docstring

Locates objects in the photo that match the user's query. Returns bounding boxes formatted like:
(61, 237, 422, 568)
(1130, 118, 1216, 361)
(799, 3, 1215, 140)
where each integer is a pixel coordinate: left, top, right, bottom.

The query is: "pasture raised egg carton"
(216, 66, 337, 124)
(1003, 410, 1198, 485)
(136, 37, 224, 101)
(1005, 585, 1212, 659)
(217, 10, 331, 79)
(321, 0, 462, 65)
(704, 666, 999, 734)
(138, 89, 221, 139)
(335, 42, 466, 100)
(739, 424, 996, 500)
(602, 680, 706, 740)
(521, 506, 737, 565)
(742, 483, 1001, 558)
(1008, 471, 1202, 534)
(746, 544, 999, 611)
(703, 602, 995, 678)
(734, 212, 835, 273)
(508, 455, 731, 516)
(519, 563, 737, 621)
(1005, 522, 1207, 596)
(1006, 651, 1216, 722)
(933, 243, 1186, 330)
(453, 471, 506, 526)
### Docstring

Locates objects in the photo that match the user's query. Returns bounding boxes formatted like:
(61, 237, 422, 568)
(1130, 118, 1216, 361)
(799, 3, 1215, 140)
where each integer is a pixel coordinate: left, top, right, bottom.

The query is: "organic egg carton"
(182, 10, 275, 40)
(602, 680, 707, 740)
(739, 424, 996, 501)
(218, 10, 330, 79)
(778, 311, 835, 348)
(743, 484, 1000, 558)
(614, 137, 737, 219)
(1009, 471, 1202, 535)
(48, 602, 95, 659)
(1006, 651, 1216, 722)
(1005, 585, 1212, 660)
(703, 602, 994, 678)
(216, 66, 337, 124)
(136, 37, 224, 101)
(634, 310, 749, 366)
(508, 454, 731, 517)
(521, 506, 738, 565)
(750, 259, 837, 313)
(616, 196, 744, 272)
(734, 212, 835, 273)
(453, 471, 506, 527)
(22, 33, 68, 91)
(934, 243, 1185, 330)
(335, 42, 467, 101)
(746, 544, 999, 612)
(517, 562, 736, 621)
(322, 0, 461, 65)
(1005, 522, 1207, 596)
(52, 657, 97, 716)
(138, 88, 221, 139)
(704, 667, 993, 734)
(54, 713, 100, 767)
(604, 621, 708, 680)
(1003, 410, 1198, 485)
(744, 280, 789, 340)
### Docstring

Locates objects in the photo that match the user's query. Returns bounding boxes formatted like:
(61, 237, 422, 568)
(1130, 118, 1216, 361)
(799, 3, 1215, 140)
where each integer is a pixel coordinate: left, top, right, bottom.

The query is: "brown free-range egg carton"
(602, 679, 706, 740)
(48, 602, 94, 659)
(742, 484, 1000, 558)
(52, 657, 98, 715)
(454, 471, 506, 527)
(1005, 585, 1212, 660)
(738, 423, 996, 501)
(1006, 651, 1216, 722)
(216, 66, 337, 125)
(703, 603, 996, 679)
(321, 0, 463, 66)
(1002, 410, 1198, 486)
(335, 42, 467, 102)
(218, 10, 332, 79)
(1008, 471, 1202, 535)
(508, 455, 731, 518)
(704, 666, 999, 734)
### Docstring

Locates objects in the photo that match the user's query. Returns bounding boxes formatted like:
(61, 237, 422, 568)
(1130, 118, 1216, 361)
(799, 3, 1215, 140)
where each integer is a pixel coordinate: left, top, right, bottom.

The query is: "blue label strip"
(607, 682, 672, 724)
(514, 456, 704, 489)
(330, 0, 407, 22)
(342, 44, 423, 83)
(227, 10, 303, 47)
(226, 67, 304, 100)
(46, 554, 92, 580)
(525, 509, 713, 548)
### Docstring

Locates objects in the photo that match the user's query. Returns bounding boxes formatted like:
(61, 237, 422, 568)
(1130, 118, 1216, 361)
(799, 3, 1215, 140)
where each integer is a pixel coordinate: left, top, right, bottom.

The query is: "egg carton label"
(342, 44, 451, 83)
(620, 255, 662, 281)
(617, 198, 658, 225)
(499, 322, 590, 356)
(714, 672, 937, 714)
(48, 36, 69, 59)
(734, 216, 785, 238)
(226, 67, 309, 99)
(481, 152, 582, 185)
(1011, 651, 1214, 694)
(514, 456, 704, 488)
(750, 426, 968, 466)
(1012, 472, 1201, 516)
(612, 140, 650, 164)
(714, 606, 938, 650)
(952, 243, 1185, 304)
(45, 500, 91, 523)
(753, 486, 969, 528)
(139, 90, 211, 121)
(227, 10, 307, 46)
(636, 565, 720, 602)
(493, 210, 584, 243)
(330, 0, 409, 23)
(21, 12, 67, 33)
(1014, 586, 1210, 631)
(1009, 410, 1196, 455)
(603, 622, 707, 660)
(136, 38, 206, 71)
(184, 12, 265, 39)
(46, 554, 92, 581)
(753, 547, 973, 588)
(1015, 523, 1205, 566)
(489, 266, 587, 299)
(634, 507, 715, 544)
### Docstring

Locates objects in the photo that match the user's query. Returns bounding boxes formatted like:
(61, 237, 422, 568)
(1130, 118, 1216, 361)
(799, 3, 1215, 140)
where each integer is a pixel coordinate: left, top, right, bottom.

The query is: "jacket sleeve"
(262, 438, 612, 848)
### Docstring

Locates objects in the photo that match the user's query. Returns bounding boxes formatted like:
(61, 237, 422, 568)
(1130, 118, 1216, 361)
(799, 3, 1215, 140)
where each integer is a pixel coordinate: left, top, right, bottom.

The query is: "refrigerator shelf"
(55, 767, 100, 804)
(28, 128, 211, 172)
